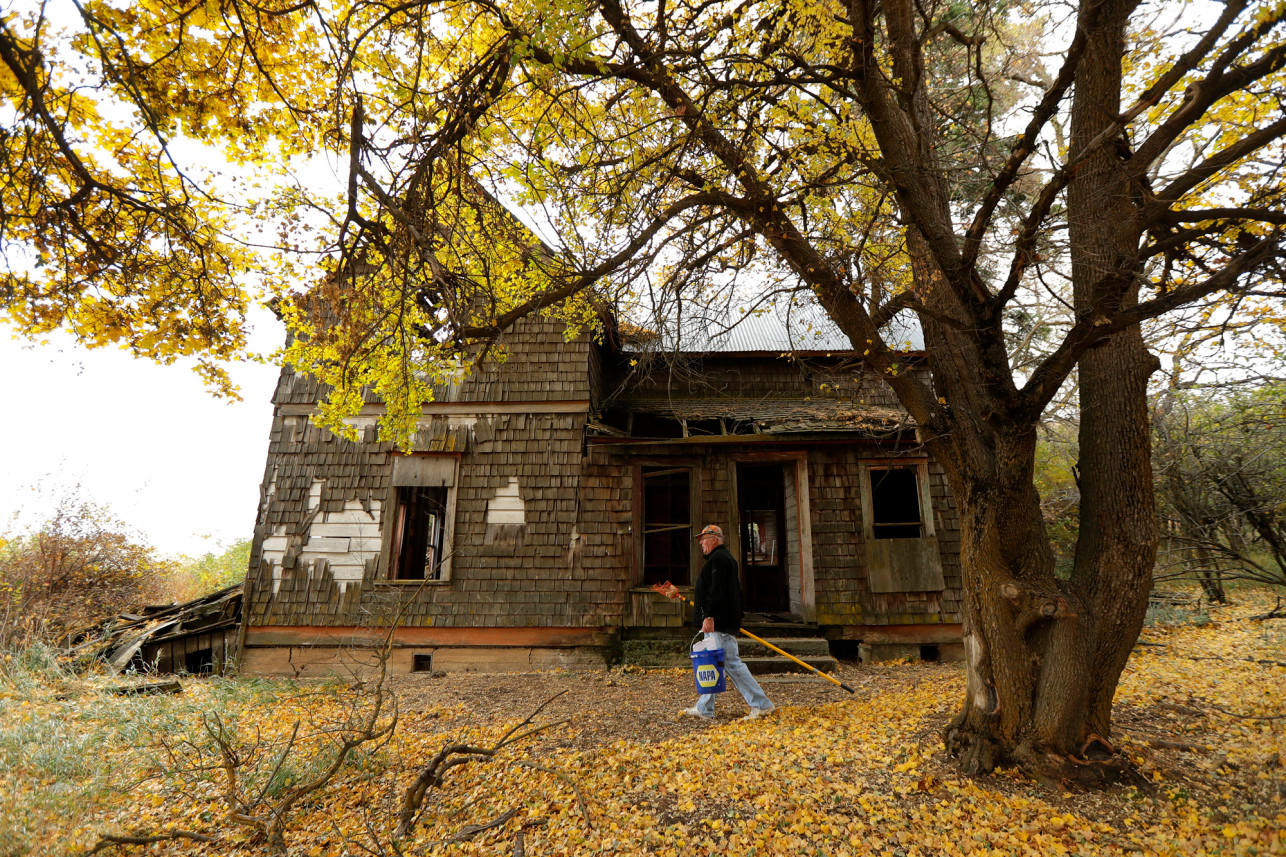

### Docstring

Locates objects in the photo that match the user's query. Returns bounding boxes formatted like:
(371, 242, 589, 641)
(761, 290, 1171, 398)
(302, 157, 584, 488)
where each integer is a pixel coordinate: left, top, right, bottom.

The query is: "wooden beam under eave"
(587, 434, 915, 449)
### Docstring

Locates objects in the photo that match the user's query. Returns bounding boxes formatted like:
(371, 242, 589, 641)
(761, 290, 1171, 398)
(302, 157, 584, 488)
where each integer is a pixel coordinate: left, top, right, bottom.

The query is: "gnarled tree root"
(943, 717, 1000, 776)
(946, 717, 1142, 788)
(1012, 741, 1141, 790)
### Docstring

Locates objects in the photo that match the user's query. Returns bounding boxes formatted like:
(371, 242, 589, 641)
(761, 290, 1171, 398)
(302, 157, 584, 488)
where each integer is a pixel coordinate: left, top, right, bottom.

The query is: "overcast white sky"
(0, 313, 286, 558)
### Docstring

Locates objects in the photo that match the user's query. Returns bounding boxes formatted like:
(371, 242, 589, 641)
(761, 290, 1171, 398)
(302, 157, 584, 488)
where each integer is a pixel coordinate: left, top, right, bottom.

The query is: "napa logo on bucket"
(690, 643, 727, 694)
(696, 662, 721, 687)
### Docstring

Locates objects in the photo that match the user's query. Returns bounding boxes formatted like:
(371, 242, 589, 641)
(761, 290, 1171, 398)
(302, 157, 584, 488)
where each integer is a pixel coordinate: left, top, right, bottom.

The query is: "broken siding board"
(302, 538, 351, 553)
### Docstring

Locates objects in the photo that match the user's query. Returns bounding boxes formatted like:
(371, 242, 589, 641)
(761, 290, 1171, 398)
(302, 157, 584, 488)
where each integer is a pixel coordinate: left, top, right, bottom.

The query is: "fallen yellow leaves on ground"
(0, 589, 1282, 856)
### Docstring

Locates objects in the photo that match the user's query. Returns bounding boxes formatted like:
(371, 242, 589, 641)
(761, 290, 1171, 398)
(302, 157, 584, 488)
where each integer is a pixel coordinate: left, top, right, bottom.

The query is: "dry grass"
(0, 589, 1282, 856)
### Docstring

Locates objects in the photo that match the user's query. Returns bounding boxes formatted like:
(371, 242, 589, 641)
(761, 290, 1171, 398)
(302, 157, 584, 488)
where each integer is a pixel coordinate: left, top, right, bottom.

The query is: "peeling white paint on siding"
(259, 500, 383, 595)
(307, 479, 324, 511)
(486, 478, 526, 525)
(260, 527, 288, 595)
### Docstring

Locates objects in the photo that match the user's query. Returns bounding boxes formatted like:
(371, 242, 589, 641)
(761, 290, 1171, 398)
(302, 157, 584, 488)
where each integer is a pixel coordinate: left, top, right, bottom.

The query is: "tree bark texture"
(1066, 0, 1160, 750)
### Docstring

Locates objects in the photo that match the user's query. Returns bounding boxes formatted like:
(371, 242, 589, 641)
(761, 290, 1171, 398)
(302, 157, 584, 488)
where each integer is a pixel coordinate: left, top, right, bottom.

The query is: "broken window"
(642, 467, 692, 586)
(869, 468, 923, 539)
(388, 486, 449, 580)
(861, 462, 945, 593)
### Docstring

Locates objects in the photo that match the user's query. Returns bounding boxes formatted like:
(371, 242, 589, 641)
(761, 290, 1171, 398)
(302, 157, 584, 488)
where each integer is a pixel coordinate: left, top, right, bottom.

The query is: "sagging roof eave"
(587, 431, 922, 448)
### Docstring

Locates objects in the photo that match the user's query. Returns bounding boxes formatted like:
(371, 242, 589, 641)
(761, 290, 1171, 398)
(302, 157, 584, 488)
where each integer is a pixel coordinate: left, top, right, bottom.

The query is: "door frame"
(728, 451, 816, 621)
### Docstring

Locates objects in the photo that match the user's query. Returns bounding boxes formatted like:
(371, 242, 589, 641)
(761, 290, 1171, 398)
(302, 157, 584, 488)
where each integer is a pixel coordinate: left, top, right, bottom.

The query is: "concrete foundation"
(239, 644, 610, 677)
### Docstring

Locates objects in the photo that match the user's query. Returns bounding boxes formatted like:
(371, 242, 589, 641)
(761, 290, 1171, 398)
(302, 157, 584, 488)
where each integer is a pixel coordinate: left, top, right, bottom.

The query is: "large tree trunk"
(935, 1, 1158, 781)
(1065, 0, 1159, 756)
(935, 409, 1150, 781)
(847, 0, 1162, 781)
(908, 247, 1132, 776)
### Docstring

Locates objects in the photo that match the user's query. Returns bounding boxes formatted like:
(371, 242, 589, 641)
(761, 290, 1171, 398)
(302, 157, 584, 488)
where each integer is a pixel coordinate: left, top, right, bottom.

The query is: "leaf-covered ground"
(1, 590, 1283, 856)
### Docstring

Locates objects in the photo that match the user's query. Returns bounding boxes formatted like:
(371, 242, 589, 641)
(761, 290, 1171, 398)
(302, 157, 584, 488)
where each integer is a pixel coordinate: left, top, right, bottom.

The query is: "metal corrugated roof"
(619, 301, 923, 354)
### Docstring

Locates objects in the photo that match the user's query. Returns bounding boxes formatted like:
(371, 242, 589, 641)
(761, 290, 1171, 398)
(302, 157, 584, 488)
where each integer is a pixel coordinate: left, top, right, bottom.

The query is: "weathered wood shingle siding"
(597, 351, 960, 632)
(246, 316, 611, 632)
(446, 412, 609, 626)
(807, 449, 962, 626)
(273, 317, 591, 405)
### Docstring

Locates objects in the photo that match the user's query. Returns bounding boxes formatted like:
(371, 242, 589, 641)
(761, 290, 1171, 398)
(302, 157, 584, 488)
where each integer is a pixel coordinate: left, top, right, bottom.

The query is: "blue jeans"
(694, 632, 773, 715)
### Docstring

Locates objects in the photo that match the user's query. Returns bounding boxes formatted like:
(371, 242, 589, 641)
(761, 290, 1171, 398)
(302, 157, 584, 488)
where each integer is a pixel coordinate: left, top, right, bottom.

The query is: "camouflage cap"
(695, 524, 724, 540)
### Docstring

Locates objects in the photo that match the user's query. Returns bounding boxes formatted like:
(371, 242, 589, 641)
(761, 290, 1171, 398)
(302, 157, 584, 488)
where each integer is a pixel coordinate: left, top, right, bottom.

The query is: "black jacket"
(693, 544, 743, 633)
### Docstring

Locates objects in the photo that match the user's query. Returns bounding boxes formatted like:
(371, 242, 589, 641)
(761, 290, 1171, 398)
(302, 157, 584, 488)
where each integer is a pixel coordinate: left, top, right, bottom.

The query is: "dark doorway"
(737, 463, 790, 611)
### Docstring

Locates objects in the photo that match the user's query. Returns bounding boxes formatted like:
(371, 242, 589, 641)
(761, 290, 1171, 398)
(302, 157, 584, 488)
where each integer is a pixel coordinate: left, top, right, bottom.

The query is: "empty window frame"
(642, 466, 692, 586)
(868, 468, 924, 539)
(388, 486, 449, 580)
(386, 455, 457, 582)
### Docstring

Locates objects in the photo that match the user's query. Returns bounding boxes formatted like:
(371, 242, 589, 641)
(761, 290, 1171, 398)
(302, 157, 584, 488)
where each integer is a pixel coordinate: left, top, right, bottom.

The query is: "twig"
(87, 830, 216, 854)
(512, 820, 548, 857)
(456, 807, 520, 841)
(1122, 733, 1201, 751)
(1207, 703, 1286, 721)
(1248, 597, 1286, 621)
(397, 691, 570, 837)
(422, 807, 520, 845)
(1181, 654, 1286, 668)
(1155, 702, 1207, 717)
(513, 761, 593, 829)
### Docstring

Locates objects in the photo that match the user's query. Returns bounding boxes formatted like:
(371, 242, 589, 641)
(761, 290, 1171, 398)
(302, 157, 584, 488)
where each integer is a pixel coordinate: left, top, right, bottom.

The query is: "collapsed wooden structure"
(66, 584, 242, 674)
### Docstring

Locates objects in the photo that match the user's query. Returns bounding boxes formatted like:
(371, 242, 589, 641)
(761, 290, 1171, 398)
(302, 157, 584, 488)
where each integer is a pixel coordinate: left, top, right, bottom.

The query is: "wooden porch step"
(621, 634, 837, 675)
(737, 636, 831, 659)
(742, 653, 839, 675)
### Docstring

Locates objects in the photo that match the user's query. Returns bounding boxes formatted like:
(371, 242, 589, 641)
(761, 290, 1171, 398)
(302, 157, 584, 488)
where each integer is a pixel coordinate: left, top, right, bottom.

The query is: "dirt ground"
(390, 658, 940, 749)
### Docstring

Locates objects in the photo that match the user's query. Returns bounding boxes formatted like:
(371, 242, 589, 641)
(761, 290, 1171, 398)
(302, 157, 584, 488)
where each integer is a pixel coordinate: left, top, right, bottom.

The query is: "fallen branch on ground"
(396, 690, 570, 839)
(445, 807, 520, 843)
(1122, 733, 1201, 752)
(512, 819, 547, 857)
(1207, 703, 1286, 721)
(1183, 654, 1286, 668)
(1248, 597, 1286, 621)
(87, 830, 216, 854)
(1145, 650, 1286, 668)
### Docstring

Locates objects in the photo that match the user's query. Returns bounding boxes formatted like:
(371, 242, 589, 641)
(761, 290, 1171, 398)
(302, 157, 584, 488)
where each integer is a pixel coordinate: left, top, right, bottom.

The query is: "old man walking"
(682, 524, 775, 720)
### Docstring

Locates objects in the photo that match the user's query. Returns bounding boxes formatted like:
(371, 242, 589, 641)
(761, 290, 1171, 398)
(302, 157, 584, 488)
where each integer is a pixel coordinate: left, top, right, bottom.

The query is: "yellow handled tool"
(653, 583, 856, 694)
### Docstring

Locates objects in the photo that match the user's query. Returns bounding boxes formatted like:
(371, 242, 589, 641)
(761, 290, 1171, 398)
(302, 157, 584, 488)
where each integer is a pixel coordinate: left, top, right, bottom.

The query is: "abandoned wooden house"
(237, 307, 964, 676)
